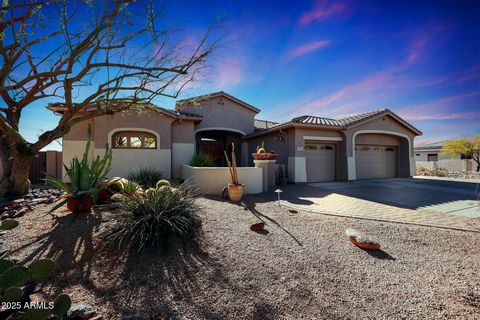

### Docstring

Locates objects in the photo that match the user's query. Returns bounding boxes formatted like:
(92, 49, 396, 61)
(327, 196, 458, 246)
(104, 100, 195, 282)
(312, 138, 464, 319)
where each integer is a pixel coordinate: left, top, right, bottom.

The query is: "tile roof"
(176, 91, 261, 113)
(248, 108, 422, 138)
(254, 119, 279, 130)
(291, 115, 341, 126)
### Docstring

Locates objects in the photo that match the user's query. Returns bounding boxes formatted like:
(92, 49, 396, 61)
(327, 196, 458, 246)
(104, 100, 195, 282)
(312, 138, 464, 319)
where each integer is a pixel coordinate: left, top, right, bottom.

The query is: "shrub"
(189, 153, 214, 167)
(126, 167, 164, 188)
(108, 183, 202, 252)
(46, 124, 112, 212)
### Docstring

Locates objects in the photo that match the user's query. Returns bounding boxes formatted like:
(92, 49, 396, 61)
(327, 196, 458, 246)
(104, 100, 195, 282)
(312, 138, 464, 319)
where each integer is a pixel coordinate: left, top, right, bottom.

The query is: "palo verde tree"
(442, 135, 480, 172)
(0, 0, 219, 196)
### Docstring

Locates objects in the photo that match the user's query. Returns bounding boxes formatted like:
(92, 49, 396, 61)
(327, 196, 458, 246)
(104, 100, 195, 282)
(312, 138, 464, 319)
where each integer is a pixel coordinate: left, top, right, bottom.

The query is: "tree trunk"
(0, 148, 32, 197)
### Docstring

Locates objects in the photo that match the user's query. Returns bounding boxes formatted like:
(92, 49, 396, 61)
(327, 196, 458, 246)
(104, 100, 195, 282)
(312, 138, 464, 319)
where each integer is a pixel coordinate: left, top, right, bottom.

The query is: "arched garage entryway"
(195, 129, 243, 166)
(353, 131, 412, 179)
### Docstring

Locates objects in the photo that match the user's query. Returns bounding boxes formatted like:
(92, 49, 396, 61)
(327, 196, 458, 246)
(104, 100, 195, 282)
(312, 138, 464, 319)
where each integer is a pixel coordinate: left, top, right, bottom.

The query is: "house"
(52, 91, 422, 182)
(415, 141, 474, 172)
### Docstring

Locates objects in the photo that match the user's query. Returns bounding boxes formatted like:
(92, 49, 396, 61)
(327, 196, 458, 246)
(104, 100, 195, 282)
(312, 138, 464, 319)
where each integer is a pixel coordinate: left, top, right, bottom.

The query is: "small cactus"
(111, 193, 127, 202)
(0, 221, 71, 319)
(156, 179, 170, 189)
(28, 259, 55, 279)
(0, 219, 19, 231)
(256, 141, 266, 153)
(145, 188, 157, 197)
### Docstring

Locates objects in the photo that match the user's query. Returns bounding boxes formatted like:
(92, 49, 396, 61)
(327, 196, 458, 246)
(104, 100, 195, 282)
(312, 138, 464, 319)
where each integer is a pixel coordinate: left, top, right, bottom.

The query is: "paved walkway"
(257, 184, 480, 232)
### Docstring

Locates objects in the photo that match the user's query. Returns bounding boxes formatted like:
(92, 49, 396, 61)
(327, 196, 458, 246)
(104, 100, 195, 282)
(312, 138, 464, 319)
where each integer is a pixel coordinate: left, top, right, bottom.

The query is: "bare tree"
(0, 0, 218, 196)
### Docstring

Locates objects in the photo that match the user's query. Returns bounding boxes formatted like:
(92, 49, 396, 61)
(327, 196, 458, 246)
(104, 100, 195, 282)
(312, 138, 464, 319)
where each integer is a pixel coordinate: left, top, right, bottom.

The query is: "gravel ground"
(3, 196, 480, 319)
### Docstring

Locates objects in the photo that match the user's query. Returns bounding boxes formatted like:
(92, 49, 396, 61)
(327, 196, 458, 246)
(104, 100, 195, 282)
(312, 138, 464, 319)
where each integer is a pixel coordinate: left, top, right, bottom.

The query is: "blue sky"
(20, 0, 480, 149)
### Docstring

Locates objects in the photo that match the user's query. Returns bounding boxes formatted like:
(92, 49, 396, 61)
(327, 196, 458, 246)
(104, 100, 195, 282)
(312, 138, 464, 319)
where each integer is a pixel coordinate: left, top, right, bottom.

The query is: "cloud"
(214, 57, 244, 88)
(299, 0, 348, 26)
(398, 92, 480, 120)
(285, 40, 331, 60)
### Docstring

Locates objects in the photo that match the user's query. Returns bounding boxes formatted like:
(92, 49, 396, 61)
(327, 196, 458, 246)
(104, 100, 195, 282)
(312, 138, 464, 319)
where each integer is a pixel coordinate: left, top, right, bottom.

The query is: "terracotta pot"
(227, 183, 245, 201)
(250, 222, 265, 231)
(67, 196, 94, 213)
(252, 153, 277, 160)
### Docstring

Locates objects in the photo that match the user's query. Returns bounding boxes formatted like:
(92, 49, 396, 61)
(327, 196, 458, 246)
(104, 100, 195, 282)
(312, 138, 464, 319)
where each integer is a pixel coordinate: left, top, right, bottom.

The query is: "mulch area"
(3, 196, 480, 319)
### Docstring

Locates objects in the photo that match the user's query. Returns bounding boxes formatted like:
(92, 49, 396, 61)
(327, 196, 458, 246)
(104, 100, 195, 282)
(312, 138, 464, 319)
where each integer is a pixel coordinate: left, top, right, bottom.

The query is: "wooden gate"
(29, 152, 47, 183)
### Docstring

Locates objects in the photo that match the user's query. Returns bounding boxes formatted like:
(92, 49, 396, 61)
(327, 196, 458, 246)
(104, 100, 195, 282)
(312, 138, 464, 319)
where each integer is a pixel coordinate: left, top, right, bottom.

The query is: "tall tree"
(0, 0, 218, 196)
(442, 135, 480, 172)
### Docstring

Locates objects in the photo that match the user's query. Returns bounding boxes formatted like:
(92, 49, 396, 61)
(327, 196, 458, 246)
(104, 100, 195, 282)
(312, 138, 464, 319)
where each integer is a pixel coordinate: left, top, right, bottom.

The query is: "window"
(319, 145, 333, 150)
(304, 144, 318, 150)
(112, 131, 157, 149)
(372, 146, 383, 152)
(427, 154, 438, 162)
(415, 153, 420, 156)
(385, 147, 395, 152)
(359, 146, 371, 152)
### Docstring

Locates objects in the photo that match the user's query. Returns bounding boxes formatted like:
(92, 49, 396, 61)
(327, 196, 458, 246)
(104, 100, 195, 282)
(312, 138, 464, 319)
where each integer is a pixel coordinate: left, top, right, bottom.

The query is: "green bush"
(126, 167, 164, 188)
(189, 153, 214, 167)
(108, 183, 202, 252)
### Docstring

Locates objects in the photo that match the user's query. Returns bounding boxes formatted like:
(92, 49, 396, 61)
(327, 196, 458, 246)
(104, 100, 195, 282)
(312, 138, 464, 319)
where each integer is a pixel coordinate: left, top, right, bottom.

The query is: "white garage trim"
(303, 136, 343, 141)
(349, 130, 412, 180)
(288, 156, 307, 183)
(195, 127, 246, 136)
(107, 127, 160, 150)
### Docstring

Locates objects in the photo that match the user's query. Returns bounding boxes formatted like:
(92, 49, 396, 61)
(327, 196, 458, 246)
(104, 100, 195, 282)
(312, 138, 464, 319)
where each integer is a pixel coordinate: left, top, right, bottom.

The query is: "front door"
(198, 143, 223, 166)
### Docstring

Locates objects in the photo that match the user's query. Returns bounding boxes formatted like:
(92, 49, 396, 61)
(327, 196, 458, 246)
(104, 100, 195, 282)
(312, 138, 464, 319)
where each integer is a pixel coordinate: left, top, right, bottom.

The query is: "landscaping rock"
(0, 185, 63, 220)
(67, 303, 97, 319)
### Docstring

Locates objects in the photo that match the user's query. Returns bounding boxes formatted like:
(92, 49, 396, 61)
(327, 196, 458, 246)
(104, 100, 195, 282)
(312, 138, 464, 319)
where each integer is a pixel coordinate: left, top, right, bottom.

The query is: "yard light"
(275, 189, 283, 206)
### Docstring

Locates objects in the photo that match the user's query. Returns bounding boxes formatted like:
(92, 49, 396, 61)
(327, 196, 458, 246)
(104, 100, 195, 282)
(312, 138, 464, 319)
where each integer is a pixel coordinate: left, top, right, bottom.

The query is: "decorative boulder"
(346, 228, 380, 250)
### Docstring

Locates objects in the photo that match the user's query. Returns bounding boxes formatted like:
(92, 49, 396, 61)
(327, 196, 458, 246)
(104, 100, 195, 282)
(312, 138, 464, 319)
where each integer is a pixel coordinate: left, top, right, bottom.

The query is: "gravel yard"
(3, 196, 480, 319)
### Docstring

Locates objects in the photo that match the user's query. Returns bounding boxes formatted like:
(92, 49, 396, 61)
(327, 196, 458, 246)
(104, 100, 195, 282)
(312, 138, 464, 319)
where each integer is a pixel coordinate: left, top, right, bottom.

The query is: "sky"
(18, 0, 480, 149)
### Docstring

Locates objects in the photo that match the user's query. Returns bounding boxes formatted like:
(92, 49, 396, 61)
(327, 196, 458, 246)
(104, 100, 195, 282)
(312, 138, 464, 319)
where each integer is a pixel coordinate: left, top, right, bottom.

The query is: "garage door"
(355, 145, 396, 179)
(305, 143, 335, 182)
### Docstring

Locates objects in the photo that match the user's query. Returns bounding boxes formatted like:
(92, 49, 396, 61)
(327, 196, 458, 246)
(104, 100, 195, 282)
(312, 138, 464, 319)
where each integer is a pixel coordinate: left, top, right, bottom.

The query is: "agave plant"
(46, 124, 113, 212)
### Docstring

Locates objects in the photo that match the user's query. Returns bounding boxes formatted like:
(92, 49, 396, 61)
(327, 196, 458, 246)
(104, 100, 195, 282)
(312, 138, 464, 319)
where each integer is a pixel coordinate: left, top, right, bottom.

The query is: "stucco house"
(52, 91, 422, 183)
(414, 141, 475, 172)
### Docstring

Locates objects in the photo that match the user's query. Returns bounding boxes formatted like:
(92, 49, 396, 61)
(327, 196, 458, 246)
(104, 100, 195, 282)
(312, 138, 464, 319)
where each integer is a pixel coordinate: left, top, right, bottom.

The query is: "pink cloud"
(285, 40, 331, 60)
(214, 57, 244, 88)
(299, 0, 348, 26)
(401, 111, 480, 121)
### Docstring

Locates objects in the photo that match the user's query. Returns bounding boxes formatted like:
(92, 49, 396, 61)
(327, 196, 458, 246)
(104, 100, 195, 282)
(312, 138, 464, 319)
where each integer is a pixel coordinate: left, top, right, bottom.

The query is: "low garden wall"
(416, 159, 469, 171)
(182, 165, 263, 195)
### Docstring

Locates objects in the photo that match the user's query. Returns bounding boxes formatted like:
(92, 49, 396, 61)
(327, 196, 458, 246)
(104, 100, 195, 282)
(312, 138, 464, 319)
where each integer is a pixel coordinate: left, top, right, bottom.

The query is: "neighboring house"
(51, 91, 422, 182)
(414, 141, 474, 171)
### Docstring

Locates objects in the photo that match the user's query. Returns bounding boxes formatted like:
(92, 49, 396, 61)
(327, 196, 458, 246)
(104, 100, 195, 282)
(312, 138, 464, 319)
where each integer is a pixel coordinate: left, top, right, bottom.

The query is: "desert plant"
(189, 153, 215, 167)
(108, 183, 201, 252)
(46, 124, 112, 212)
(126, 167, 164, 188)
(0, 220, 71, 319)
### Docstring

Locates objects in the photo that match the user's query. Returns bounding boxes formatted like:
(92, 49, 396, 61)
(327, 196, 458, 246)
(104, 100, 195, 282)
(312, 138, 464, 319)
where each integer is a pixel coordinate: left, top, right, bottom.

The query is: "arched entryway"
(352, 130, 412, 179)
(195, 129, 244, 166)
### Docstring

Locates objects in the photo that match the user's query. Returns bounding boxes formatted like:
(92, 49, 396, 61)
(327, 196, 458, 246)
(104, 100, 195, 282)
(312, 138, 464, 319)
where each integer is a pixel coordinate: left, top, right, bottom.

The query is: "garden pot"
(67, 196, 94, 213)
(252, 153, 277, 160)
(250, 222, 265, 231)
(228, 183, 245, 201)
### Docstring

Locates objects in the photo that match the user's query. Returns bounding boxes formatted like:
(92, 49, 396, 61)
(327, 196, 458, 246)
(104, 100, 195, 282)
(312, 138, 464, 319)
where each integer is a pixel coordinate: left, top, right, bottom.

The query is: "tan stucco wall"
(355, 133, 400, 146)
(172, 120, 196, 144)
(63, 119, 94, 141)
(178, 97, 256, 135)
(94, 109, 174, 149)
(183, 165, 263, 194)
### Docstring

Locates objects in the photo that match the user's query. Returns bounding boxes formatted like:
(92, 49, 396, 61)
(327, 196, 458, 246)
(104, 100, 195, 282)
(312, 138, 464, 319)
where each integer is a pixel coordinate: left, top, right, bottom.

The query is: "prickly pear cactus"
(0, 219, 72, 319)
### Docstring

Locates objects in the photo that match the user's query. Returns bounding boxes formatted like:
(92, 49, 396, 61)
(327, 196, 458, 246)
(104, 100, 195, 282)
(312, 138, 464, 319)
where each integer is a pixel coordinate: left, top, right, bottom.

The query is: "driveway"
(308, 178, 479, 218)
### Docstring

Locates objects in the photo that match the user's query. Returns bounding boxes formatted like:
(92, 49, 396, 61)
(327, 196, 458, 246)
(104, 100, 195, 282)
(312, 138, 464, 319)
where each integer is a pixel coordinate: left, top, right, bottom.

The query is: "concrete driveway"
(309, 178, 480, 218)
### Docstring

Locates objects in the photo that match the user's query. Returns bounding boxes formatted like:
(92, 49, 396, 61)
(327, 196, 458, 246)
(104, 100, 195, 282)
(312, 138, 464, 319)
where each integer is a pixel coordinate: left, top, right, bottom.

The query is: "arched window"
(112, 131, 157, 149)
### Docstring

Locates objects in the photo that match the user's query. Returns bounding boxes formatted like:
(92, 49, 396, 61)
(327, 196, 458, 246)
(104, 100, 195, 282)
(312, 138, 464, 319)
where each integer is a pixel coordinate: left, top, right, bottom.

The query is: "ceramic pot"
(228, 183, 245, 201)
(67, 196, 94, 213)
